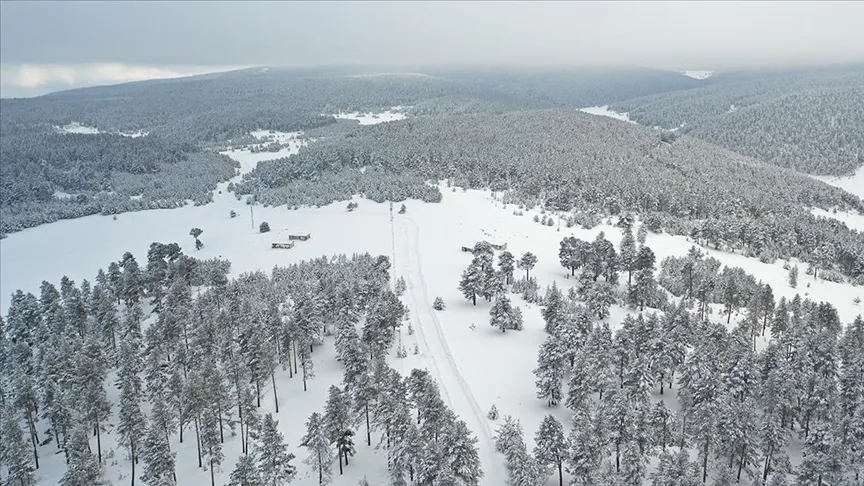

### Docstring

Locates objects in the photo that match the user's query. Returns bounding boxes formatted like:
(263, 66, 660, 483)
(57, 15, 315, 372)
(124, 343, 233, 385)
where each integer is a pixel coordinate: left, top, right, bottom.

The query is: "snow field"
(331, 108, 408, 125)
(2, 132, 861, 485)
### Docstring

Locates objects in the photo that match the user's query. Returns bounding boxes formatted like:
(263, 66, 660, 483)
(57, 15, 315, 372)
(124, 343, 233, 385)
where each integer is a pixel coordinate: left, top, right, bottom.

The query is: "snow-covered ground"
(55, 122, 148, 137)
(811, 207, 864, 231)
(3, 135, 862, 485)
(681, 70, 715, 80)
(811, 165, 864, 199)
(56, 122, 101, 134)
(577, 105, 636, 124)
(331, 107, 408, 125)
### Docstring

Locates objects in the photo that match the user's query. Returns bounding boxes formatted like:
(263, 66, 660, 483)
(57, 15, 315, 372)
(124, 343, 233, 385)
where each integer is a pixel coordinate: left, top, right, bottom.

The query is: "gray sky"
(1, 1, 862, 96)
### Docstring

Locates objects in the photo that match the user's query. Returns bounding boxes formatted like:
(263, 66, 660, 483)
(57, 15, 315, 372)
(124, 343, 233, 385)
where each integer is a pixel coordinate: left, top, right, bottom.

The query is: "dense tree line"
(0, 245, 482, 485)
(611, 65, 864, 175)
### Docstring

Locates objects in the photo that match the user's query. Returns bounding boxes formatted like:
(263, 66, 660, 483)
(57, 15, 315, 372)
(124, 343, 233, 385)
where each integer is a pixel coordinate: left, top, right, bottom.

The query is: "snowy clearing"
(811, 207, 864, 231)
(680, 70, 715, 80)
(810, 164, 864, 199)
(331, 108, 408, 125)
(577, 105, 636, 124)
(56, 122, 101, 134)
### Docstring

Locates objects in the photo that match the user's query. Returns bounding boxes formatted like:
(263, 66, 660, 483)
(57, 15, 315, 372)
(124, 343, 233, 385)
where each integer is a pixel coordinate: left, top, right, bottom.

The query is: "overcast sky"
(1, 1, 862, 96)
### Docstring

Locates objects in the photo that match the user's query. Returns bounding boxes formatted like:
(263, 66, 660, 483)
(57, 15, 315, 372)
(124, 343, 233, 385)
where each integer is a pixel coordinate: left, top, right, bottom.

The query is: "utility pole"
(390, 202, 396, 290)
(250, 205, 255, 231)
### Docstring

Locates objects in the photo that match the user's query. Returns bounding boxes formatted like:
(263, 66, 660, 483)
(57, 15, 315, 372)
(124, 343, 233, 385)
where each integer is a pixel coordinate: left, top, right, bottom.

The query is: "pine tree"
(229, 454, 264, 486)
(788, 265, 798, 288)
(301, 413, 334, 486)
(533, 415, 567, 486)
(586, 281, 616, 319)
(324, 386, 352, 474)
(490, 294, 521, 333)
(117, 336, 146, 486)
(534, 336, 564, 406)
(518, 252, 538, 280)
(459, 260, 483, 306)
(258, 414, 297, 486)
(140, 421, 177, 486)
(487, 405, 499, 420)
(60, 425, 108, 486)
(200, 402, 225, 486)
(1, 403, 36, 486)
(637, 224, 647, 245)
(494, 416, 525, 462)
(619, 225, 637, 285)
(190, 228, 204, 250)
(541, 283, 565, 334)
(498, 251, 515, 285)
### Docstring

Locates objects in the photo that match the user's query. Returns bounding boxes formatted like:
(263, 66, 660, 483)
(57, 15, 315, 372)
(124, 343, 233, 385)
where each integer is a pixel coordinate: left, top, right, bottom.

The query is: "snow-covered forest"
(610, 65, 864, 175)
(1, 62, 863, 486)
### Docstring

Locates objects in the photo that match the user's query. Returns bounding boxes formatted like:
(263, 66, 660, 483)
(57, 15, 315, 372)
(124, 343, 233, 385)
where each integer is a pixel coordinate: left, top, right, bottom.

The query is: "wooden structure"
(288, 234, 311, 241)
(461, 246, 473, 252)
(272, 242, 295, 250)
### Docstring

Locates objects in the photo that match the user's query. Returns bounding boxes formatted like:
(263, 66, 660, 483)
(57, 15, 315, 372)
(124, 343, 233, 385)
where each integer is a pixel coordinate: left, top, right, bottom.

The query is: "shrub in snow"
(259, 221, 270, 233)
(413, 344, 419, 355)
(396, 344, 407, 359)
(346, 201, 358, 211)
(533, 214, 540, 223)
(190, 227, 204, 250)
(788, 265, 799, 288)
(546, 218, 555, 227)
(819, 269, 844, 283)
(854, 296, 861, 305)
(487, 405, 500, 420)
(398, 204, 407, 214)
(433, 296, 446, 310)
(395, 277, 407, 296)
(230, 210, 237, 218)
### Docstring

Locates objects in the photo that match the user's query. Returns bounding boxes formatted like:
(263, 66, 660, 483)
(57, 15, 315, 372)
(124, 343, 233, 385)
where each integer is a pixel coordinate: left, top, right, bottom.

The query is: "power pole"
(390, 202, 396, 290)
(250, 205, 255, 231)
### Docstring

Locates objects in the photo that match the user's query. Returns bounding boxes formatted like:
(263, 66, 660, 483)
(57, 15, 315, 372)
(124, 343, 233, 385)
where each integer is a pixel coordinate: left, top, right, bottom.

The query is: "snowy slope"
(577, 105, 636, 124)
(2, 130, 862, 485)
(811, 165, 864, 199)
(331, 107, 408, 125)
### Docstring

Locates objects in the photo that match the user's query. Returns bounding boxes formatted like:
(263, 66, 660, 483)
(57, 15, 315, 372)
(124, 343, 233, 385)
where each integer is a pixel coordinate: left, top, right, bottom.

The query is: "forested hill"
(610, 64, 864, 176)
(236, 108, 864, 284)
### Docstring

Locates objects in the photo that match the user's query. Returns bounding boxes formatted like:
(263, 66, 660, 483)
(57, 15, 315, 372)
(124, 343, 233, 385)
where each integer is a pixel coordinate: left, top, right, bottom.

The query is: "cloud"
(0, 63, 246, 97)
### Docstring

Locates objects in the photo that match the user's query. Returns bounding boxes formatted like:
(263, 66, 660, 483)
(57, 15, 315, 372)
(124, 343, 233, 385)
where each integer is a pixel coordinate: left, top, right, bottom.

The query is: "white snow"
(53, 190, 78, 200)
(56, 122, 101, 134)
(117, 130, 149, 138)
(681, 70, 715, 80)
(811, 207, 864, 231)
(811, 165, 864, 199)
(577, 105, 637, 124)
(331, 108, 408, 125)
(3, 135, 862, 485)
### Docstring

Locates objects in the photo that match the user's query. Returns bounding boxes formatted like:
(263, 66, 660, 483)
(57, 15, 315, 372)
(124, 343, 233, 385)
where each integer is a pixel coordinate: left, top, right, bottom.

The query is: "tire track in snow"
(397, 216, 503, 485)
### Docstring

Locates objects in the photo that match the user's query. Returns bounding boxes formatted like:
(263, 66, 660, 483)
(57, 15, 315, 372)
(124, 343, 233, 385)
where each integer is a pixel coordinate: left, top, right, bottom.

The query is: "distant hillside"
(611, 64, 864, 175)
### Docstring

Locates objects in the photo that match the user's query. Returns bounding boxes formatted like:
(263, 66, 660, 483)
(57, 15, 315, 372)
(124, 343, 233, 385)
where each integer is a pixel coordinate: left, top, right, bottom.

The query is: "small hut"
(288, 234, 311, 241)
(272, 242, 295, 250)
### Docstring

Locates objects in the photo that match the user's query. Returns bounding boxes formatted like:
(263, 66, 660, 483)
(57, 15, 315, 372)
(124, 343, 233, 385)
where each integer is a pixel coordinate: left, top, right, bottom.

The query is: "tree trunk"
(271, 371, 279, 413)
(130, 439, 136, 486)
(210, 457, 215, 486)
(293, 340, 298, 374)
(195, 417, 202, 468)
(96, 422, 102, 463)
(27, 408, 39, 469)
(762, 444, 773, 481)
(737, 443, 746, 481)
(701, 437, 709, 483)
(558, 461, 563, 486)
(365, 404, 371, 446)
(338, 449, 344, 475)
(472, 294, 476, 306)
(255, 380, 261, 407)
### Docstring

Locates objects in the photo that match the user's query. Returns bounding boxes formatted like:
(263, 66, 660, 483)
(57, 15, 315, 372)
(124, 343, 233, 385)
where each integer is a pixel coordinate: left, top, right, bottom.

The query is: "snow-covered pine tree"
(490, 294, 519, 333)
(586, 281, 616, 319)
(75, 334, 111, 463)
(494, 416, 525, 462)
(541, 283, 565, 334)
(60, 425, 107, 486)
(534, 336, 564, 406)
(229, 453, 264, 486)
(459, 259, 483, 306)
(620, 224, 637, 286)
(258, 413, 297, 486)
(140, 420, 177, 486)
(788, 265, 799, 288)
(1, 401, 36, 486)
(116, 335, 147, 485)
(200, 400, 225, 486)
(517, 252, 538, 280)
(301, 412, 335, 486)
(324, 386, 352, 474)
(498, 251, 515, 285)
(487, 405, 499, 420)
(533, 415, 567, 486)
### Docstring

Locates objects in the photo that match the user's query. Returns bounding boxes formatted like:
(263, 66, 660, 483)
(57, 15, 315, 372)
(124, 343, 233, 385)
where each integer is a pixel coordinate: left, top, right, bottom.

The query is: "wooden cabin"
(272, 242, 295, 250)
(461, 246, 473, 252)
(288, 234, 311, 241)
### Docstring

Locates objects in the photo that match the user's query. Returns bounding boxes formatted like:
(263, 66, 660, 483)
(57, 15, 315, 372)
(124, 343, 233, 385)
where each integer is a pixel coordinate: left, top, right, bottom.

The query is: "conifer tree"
(301, 413, 334, 486)
(324, 386, 352, 474)
(60, 425, 107, 486)
(490, 294, 521, 332)
(533, 415, 567, 486)
(534, 336, 564, 406)
(619, 224, 637, 285)
(140, 421, 177, 486)
(117, 337, 146, 486)
(258, 414, 297, 486)
(518, 252, 538, 280)
(229, 454, 264, 486)
(498, 251, 515, 285)
(541, 283, 565, 334)
(1, 403, 36, 486)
